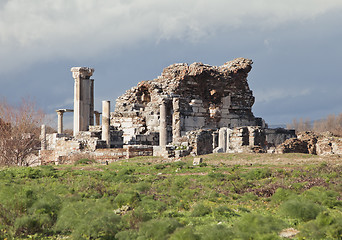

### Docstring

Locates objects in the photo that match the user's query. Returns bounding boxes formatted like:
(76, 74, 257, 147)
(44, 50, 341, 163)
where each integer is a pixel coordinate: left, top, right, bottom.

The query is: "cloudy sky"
(1, 0, 341, 128)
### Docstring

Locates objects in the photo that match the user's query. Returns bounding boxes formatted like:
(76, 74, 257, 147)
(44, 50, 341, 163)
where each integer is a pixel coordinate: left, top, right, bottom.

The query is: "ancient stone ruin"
(40, 58, 299, 164)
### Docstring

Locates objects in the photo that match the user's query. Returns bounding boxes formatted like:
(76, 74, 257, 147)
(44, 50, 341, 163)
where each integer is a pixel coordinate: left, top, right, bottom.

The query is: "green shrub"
(191, 203, 211, 217)
(134, 182, 151, 193)
(154, 164, 166, 170)
(74, 158, 95, 165)
(234, 213, 285, 240)
(299, 211, 342, 239)
(197, 224, 234, 240)
(138, 218, 182, 240)
(172, 161, 187, 169)
(117, 167, 135, 176)
(14, 215, 42, 235)
(55, 199, 121, 239)
(171, 177, 189, 191)
(13, 193, 62, 235)
(116, 229, 139, 240)
(302, 187, 342, 208)
(101, 170, 117, 181)
(114, 192, 140, 208)
(279, 198, 323, 221)
(14, 167, 42, 179)
(116, 168, 136, 183)
(138, 198, 167, 214)
(271, 188, 296, 204)
(239, 192, 258, 202)
(208, 172, 225, 180)
(199, 162, 207, 167)
(213, 205, 238, 220)
(242, 168, 272, 180)
(169, 226, 199, 240)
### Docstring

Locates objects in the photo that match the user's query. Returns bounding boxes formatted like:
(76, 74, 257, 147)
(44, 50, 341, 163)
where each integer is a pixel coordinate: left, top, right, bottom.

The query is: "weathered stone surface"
(193, 157, 203, 165)
(112, 58, 258, 145)
(276, 131, 342, 155)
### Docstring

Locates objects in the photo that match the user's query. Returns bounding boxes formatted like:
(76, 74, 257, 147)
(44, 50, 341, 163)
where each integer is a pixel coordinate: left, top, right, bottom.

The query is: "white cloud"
(0, 0, 341, 74)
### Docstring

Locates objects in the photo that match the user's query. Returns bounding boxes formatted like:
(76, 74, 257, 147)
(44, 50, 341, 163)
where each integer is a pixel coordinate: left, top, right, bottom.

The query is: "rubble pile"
(276, 131, 342, 155)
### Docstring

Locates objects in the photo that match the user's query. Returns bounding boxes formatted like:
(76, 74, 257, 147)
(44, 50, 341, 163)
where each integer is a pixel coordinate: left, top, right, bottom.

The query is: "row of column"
(55, 101, 110, 140)
(56, 109, 102, 134)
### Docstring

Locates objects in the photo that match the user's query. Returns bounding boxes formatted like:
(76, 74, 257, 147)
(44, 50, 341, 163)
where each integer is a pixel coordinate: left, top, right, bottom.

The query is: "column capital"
(71, 67, 94, 79)
(56, 109, 73, 114)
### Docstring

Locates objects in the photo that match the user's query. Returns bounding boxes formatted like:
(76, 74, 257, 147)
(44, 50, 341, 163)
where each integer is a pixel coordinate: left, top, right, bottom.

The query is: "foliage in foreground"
(0, 155, 341, 239)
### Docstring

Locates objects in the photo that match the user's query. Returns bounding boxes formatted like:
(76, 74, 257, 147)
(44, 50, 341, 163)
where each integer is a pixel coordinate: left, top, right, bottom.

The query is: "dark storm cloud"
(0, 0, 341, 127)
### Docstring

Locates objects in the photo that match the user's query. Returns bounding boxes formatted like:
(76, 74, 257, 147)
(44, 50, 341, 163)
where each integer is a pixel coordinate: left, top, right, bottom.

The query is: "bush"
(74, 158, 96, 165)
(114, 192, 140, 208)
(191, 203, 211, 217)
(138, 218, 182, 240)
(172, 161, 187, 169)
(138, 198, 167, 215)
(55, 199, 121, 239)
(14, 193, 62, 235)
(213, 205, 238, 220)
(208, 172, 225, 180)
(242, 168, 272, 180)
(134, 182, 151, 193)
(299, 211, 342, 239)
(115, 229, 139, 240)
(234, 213, 285, 240)
(279, 198, 323, 221)
(154, 164, 166, 170)
(271, 188, 296, 204)
(197, 224, 234, 240)
(169, 226, 199, 240)
(302, 187, 342, 208)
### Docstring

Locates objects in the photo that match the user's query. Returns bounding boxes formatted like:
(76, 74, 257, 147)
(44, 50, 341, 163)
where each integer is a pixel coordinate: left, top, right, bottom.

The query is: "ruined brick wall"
(112, 58, 258, 145)
(276, 132, 342, 155)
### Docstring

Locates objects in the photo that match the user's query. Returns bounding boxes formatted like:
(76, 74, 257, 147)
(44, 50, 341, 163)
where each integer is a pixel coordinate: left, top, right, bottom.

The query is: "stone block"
(193, 157, 203, 165)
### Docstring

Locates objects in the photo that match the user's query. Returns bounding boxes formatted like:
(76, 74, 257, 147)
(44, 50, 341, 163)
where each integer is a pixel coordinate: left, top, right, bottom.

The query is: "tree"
(0, 98, 45, 166)
(287, 118, 312, 132)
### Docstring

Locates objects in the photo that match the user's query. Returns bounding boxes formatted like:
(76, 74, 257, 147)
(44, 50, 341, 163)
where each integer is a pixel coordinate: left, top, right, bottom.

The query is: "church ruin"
(39, 58, 296, 164)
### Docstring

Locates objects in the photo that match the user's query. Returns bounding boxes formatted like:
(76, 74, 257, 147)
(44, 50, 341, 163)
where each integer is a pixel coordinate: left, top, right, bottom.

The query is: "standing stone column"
(102, 101, 110, 147)
(212, 131, 218, 149)
(94, 111, 101, 126)
(218, 127, 227, 152)
(89, 79, 94, 126)
(159, 99, 167, 148)
(71, 67, 94, 136)
(41, 125, 46, 150)
(226, 128, 232, 153)
(56, 110, 64, 134)
(172, 97, 181, 143)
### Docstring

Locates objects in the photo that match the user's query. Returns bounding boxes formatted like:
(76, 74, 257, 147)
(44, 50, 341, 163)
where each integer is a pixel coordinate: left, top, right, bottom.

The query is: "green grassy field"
(0, 153, 341, 239)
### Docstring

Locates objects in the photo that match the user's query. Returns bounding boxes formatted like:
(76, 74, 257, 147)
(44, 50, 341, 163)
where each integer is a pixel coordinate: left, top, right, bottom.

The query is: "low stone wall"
(40, 145, 154, 165)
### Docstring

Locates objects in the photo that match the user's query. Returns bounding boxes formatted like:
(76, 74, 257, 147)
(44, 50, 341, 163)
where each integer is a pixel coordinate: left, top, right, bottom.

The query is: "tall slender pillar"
(218, 127, 227, 152)
(89, 79, 94, 126)
(41, 125, 46, 150)
(102, 101, 110, 147)
(56, 110, 64, 134)
(226, 128, 232, 153)
(94, 111, 101, 126)
(159, 100, 167, 148)
(71, 67, 94, 136)
(172, 97, 181, 143)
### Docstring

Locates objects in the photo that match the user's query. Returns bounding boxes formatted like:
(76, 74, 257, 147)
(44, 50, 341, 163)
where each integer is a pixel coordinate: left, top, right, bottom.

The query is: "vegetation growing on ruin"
(0, 153, 341, 239)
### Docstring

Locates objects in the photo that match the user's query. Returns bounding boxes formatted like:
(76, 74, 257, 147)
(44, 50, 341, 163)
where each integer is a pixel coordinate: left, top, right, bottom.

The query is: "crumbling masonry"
(40, 58, 297, 164)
